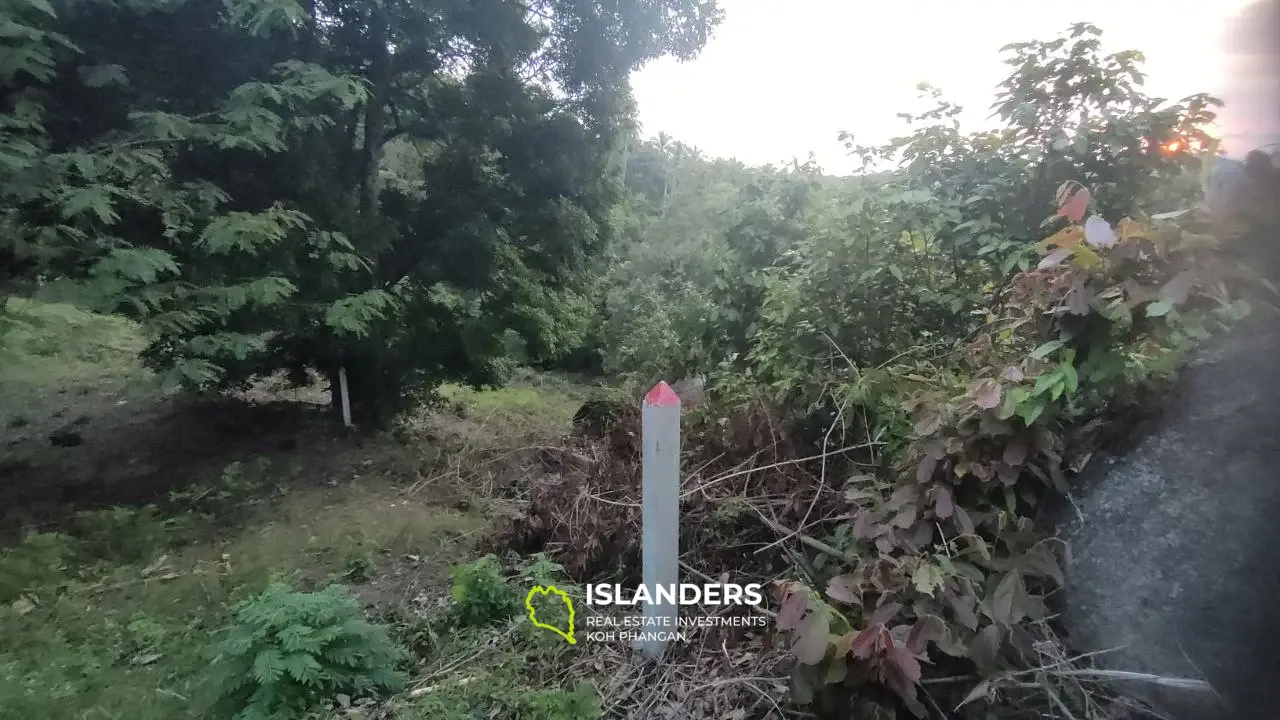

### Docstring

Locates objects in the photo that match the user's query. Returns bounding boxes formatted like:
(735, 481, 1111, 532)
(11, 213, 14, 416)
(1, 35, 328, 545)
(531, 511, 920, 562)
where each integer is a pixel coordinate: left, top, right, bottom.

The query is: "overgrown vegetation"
(201, 582, 408, 719)
(520, 19, 1275, 720)
(4, 0, 1277, 718)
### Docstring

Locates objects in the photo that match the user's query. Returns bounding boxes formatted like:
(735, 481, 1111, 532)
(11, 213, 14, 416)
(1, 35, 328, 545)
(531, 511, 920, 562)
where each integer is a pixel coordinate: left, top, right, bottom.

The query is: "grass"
(0, 496, 487, 720)
(0, 297, 151, 389)
(0, 299, 605, 720)
(434, 374, 593, 447)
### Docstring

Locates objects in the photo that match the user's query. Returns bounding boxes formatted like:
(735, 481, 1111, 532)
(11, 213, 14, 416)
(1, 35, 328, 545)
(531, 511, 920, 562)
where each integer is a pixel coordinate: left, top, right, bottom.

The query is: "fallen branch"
(747, 505, 857, 564)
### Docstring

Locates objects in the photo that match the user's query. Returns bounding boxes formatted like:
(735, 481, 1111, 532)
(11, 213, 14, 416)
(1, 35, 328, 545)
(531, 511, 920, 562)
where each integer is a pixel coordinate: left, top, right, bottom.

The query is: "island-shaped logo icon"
(525, 585, 576, 644)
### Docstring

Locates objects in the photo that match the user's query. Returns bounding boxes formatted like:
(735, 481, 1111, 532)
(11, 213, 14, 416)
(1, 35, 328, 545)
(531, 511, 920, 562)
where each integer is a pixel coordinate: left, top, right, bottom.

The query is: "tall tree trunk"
(333, 4, 395, 427)
(301, 0, 318, 62)
(360, 5, 390, 228)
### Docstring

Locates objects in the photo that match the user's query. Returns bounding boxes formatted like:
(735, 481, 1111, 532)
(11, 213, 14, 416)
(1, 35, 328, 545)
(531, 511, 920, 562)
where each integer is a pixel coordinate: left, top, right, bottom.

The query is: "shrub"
(0, 532, 75, 604)
(201, 582, 407, 720)
(522, 680, 604, 720)
(449, 554, 520, 627)
(71, 505, 171, 564)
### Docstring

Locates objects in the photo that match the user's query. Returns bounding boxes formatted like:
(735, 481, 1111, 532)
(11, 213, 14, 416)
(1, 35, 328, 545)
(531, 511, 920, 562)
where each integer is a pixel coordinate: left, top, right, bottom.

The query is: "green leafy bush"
(0, 532, 75, 604)
(449, 554, 520, 627)
(522, 681, 604, 720)
(71, 505, 171, 563)
(201, 582, 407, 720)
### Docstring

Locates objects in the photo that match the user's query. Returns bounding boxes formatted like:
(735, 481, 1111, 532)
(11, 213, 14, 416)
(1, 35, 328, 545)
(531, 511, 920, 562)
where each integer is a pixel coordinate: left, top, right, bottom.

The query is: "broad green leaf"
(1145, 299, 1174, 317)
(1059, 361, 1078, 393)
(1029, 340, 1064, 360)
(1032, 371, 1059, 396)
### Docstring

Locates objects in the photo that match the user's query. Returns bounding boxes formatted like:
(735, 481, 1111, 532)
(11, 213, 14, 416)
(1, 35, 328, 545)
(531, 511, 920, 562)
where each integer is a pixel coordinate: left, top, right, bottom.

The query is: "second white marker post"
(640, 380, 681, 661)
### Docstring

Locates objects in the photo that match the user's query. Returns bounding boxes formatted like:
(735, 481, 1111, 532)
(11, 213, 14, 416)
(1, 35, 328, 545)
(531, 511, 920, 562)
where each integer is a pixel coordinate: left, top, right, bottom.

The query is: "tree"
(2, 0, 724, 427)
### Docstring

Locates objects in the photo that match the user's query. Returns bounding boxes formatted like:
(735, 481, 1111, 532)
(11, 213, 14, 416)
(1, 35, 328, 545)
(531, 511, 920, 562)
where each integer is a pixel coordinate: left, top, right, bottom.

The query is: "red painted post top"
(644, 380, 682, 407)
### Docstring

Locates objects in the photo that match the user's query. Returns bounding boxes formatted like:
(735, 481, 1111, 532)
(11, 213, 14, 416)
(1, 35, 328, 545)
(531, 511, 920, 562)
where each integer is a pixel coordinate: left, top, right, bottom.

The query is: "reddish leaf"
(1000, 365, 1024, 382)
(869, 602, 904, 627)
(973, 379, 1002, 410)
(913, 412, 941, 437)
(851, 509, 876, 539)
(932, 484, 954, 519)
(883, 646, 927, 716)
(772, 578, 807, 598)
(888, 484, 919, 510)
(777, 590, 808, 631)
(915, 454, 938, 484)
(885, 645, 922, 684)
(849, 624, 890, 659)
(1058, 186, 1091, 222)
(905, 614, 946, 654)
(1053, 181, 1077, 208)
(991, 569, 1028, 625)
(826, 574, 862, 604)
(792, 609, 831, 665)
(1002, 439, 1028, 467)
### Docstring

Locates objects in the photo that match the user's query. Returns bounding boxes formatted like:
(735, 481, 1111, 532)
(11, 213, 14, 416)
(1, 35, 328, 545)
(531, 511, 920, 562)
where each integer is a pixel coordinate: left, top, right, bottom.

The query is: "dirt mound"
(0, 396, 346, 536)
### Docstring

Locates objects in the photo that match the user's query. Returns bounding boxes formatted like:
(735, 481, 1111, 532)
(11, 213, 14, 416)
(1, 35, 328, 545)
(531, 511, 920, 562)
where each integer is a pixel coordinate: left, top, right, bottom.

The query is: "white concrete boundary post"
(641, 380, 681, 660)
(339, 366, 353, 428)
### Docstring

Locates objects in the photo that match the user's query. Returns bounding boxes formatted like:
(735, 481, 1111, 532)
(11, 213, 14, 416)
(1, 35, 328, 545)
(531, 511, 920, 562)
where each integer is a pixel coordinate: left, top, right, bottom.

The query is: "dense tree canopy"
(1, 0, 723, 425)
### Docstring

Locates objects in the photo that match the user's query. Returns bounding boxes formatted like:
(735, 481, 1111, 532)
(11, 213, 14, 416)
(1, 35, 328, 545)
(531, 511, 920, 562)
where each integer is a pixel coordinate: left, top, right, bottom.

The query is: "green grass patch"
(0, 297, 606, 719)
(0, 487, 487, 720)
(0, 297, 150, 389)
(431, 373, 596, 447)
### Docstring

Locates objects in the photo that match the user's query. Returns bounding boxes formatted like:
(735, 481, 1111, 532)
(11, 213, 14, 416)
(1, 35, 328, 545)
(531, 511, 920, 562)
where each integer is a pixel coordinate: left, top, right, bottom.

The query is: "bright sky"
(631, 0, 1275, 174)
